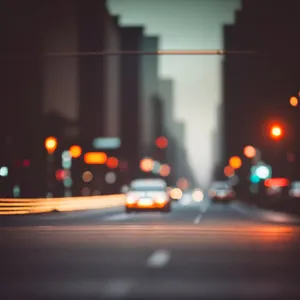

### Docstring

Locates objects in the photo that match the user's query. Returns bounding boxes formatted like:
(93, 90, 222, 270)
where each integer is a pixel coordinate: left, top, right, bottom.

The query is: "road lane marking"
(194, 214, 202, 224)
(102, 279, 133, 298)
(103, 214, 132, 221)
(146, 249, 170, 268)
(199, 201, 209, 213)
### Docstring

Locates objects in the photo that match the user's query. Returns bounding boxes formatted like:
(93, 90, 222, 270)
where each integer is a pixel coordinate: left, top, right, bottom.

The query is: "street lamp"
(270, 125, 283, 139)
(44, 136, 58, 197)
(45, 136, 57, 155)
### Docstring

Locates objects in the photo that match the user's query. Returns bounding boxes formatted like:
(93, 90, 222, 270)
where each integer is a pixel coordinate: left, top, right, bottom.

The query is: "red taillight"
(265, 178, 289, 188)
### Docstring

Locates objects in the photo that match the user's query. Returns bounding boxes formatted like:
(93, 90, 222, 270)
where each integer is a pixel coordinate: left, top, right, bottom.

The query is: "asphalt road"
(1, 196, 300, 300)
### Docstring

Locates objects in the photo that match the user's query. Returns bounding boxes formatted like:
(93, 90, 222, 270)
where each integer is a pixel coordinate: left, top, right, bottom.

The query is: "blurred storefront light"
(0, 166, 8, 177)
(82, 171, 93, 183)
(105, 172, 116, 184)
(160, 164, 171, 177)
(290, 96, 298, 107)
(84, 152, 107, 164)
(224, 165, 234, 177)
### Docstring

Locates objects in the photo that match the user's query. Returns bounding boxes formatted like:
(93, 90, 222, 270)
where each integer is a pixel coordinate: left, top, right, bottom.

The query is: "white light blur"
(256, 166, 270, 179)
(105, 172, 116, 184)
(121, 185, 129, 193)
(170, 188, 182, 200)
(0, 166, 8, 177)
(192, 188, 204, 201)
(152, 161, 161, 174)
(62, 150, 71, 161)
(13, 185, 20, 198)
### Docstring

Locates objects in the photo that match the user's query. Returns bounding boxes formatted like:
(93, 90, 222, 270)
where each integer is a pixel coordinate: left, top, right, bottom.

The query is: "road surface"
(1, 197, 300, 299)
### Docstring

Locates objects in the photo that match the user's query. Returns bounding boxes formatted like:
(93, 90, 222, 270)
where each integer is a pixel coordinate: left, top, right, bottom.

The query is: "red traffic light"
(155, 136, 168, 149)
(56, 169, 66, 181)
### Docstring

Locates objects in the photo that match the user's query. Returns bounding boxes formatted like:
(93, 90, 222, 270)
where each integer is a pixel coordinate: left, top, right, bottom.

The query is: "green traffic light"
(250, 174, 260, 183)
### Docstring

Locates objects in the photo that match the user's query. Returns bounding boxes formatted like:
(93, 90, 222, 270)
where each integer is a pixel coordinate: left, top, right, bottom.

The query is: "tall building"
(140, 36, 160, 154)
(152, 95, 165, 140)
(173, 121, 185, 148)
(1, 0, 123, 197)
(159, 78, 175, 134)
(223, 0, 300, 178)
(44, 0, 121, 137)
(119, 26, 144, 179)
(0, 1, 46, 197)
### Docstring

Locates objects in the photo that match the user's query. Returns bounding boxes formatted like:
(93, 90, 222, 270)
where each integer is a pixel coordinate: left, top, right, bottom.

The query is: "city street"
(1, 197, 300, 299)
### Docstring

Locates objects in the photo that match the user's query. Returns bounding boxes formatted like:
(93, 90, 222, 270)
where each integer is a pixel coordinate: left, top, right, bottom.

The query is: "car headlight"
(126, 195, 137, 204)
(155, 195, 167, 204)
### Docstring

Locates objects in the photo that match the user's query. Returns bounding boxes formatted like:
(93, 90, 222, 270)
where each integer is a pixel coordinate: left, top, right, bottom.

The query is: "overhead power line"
(42, 50, 257, 57)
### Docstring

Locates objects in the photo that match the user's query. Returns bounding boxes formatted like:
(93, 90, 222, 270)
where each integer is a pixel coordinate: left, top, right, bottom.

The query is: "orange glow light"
(140, 158, 154, 172)
(290, 96, 298, 107)
(45, 137, 57, 154)
(69, 145, 82, 158)
(160, 164, 171, 177)
(155, 136, 168, 149)
(243, 145, 256, 158)
(224, 165, 235, 177)
(84, 152, 107, 164)
(106, 157, 119, 169)
(270, 125, 282, 139)
(229, 156, 242, 169)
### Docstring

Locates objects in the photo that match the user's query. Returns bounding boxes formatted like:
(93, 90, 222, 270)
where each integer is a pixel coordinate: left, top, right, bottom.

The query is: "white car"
(125, 178, 171, 213)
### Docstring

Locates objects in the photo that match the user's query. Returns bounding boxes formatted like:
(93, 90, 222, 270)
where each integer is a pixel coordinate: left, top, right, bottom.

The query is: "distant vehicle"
(125, 178, 171, 213)
(208, 181, 235, 203)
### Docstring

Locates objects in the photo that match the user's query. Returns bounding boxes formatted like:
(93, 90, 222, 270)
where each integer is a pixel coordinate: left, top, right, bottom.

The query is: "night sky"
(108, 0, 241, 187)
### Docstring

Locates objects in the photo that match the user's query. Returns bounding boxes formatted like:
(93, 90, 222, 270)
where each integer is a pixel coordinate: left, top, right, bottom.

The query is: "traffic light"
(155, 136, 168, 149)
(270, 125, 283, 139)
(45, 136, 57, 154)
